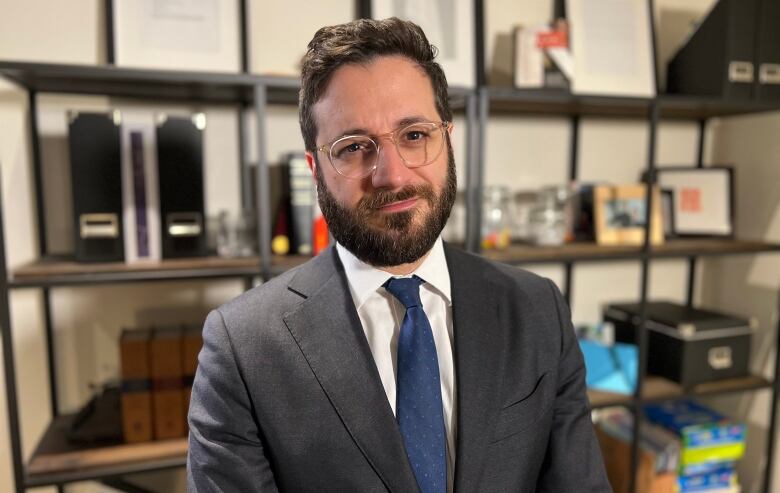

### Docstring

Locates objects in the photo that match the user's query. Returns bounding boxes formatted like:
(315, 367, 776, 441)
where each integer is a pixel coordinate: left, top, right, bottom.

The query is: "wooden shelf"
(486, 86, 780, 119)
(25, 414, 186, 488)
(0, 61, 261, 104)
(588, 374, 772, 409)
(481, 238, 780, 265)
(21, 376, 769, 487)
(0, 61, 471, 110)
(10, 255, 262, 287)
(487, 87, 653, 118)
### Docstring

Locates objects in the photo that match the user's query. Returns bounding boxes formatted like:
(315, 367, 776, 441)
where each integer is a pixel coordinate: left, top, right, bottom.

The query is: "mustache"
(358, 185, 436, 210)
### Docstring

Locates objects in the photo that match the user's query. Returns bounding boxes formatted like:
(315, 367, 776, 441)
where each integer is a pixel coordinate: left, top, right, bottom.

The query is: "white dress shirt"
(336, 238, 457, 491)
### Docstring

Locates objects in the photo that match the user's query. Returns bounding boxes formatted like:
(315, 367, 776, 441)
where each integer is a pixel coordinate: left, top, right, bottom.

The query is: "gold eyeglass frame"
(315, 120, 451, 179)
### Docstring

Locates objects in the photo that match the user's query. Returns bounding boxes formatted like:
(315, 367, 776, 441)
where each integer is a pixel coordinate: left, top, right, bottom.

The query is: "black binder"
(155, 114, 207, 259)
(756, 0, 780, 101)
(667, 0, 758, 100)
(68, 111, 124, 263)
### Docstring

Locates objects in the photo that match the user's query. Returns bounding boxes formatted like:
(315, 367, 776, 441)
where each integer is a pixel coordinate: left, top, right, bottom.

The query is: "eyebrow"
(332, 115, 433, 140)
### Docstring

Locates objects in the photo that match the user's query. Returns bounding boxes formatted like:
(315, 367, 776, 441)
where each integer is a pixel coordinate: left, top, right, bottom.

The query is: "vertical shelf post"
(629, 100, 660, 493)
(564, 116, 581, 305)
(0, 171, 26, 492)
(253, 83, 272, 280)
(465, 88, 487, 253)
(765, 291, 780, 490)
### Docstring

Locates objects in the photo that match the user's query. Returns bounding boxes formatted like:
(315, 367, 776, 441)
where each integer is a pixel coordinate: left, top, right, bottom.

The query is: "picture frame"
(110, 0, 242, 73)
(370, 0, 475, 87)
(660, 189, 676, 238)
(652, 166, 734, 237)
(593, 185, 664, 246)
(565, 0, 656, 97)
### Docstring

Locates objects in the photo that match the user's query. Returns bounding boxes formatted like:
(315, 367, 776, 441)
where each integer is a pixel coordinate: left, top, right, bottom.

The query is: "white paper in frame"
(371, 0, 475, 87)
(112, 0, 241, 73)
(656, 168, 733, 236)
(566, 0, 656, 97)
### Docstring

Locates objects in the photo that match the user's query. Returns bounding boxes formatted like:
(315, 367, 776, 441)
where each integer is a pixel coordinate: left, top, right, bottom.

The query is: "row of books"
(598, 400, 745, 493)
(270, 153, 328, 256)
(119, 326, 203, 443)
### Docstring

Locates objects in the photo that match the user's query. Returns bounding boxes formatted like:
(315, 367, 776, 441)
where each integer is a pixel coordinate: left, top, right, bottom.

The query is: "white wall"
(0, 0, 778, 492)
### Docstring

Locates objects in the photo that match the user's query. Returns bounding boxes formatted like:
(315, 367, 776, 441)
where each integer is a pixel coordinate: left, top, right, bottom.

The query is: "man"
(188, 17, 610, 492)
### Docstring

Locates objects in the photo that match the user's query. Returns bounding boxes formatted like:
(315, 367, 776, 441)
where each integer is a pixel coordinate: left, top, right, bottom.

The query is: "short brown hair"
(299, 17, 452, 153)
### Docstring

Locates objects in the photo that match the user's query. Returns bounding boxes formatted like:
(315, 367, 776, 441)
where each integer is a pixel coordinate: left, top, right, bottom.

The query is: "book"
(120, 111, 162, 263)
(287, 153, 316, 255)
(119, 328, 153, 443)
(150, 327, 185, 439)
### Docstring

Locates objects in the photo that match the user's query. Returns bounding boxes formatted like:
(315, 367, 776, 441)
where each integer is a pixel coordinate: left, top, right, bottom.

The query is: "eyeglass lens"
(330, 122, 445, 178)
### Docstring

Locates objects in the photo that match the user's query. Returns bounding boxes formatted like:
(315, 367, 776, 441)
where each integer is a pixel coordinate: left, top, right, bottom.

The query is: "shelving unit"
(1, 2, 780, 493)
(471, 3, 780, 490)
(0, 54, 477, 492)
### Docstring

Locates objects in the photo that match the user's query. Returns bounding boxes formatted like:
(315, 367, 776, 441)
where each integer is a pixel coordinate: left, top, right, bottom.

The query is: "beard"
(316, 143, 457, 268)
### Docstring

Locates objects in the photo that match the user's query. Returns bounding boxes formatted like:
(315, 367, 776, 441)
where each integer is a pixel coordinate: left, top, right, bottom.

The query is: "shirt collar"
(336, 237, 452, 310)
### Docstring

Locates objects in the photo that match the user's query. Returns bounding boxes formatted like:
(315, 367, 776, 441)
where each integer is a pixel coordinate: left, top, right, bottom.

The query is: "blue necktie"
(384, 276, 446, 493)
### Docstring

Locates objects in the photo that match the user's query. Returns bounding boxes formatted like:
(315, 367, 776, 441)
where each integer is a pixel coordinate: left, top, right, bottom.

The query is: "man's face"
(306, 55, 456, 268)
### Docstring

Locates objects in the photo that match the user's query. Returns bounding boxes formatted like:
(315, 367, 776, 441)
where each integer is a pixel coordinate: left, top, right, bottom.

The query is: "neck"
(378, 249, 432, 276)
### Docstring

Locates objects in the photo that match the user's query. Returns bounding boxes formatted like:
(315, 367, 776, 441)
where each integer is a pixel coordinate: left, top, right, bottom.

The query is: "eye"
(344, 142, 363, 153)
(401, 127, 431, 143)
(333, 138, 373, 160)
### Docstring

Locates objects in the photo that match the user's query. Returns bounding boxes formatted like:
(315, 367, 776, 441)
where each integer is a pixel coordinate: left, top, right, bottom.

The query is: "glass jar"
(482, 186, 511, 250)
(530, 185, 570, 246)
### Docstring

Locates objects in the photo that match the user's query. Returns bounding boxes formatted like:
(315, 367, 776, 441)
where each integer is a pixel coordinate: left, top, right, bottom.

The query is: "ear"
(447, 121, 454, 136)
(305, 151, 318, 182)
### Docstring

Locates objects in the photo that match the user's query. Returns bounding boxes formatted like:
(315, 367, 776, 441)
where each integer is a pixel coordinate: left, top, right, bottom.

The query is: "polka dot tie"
(384, 276, 446, 493)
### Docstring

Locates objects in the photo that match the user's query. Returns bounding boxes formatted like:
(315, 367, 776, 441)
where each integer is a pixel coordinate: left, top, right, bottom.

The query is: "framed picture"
(653, 166, 734, 237)
(593, 185, 664, 246)
(565, 0, 656, 97)
(111, 0, 242, 73)
(370, 0, 475, 87)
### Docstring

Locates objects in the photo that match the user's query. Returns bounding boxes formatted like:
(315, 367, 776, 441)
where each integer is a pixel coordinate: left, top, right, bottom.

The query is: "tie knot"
(384, 275, 424, 309)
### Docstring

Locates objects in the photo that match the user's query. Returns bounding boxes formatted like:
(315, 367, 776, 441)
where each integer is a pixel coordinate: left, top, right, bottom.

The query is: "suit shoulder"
(214, 261, 306, 329)
(446, 245, 554, 293)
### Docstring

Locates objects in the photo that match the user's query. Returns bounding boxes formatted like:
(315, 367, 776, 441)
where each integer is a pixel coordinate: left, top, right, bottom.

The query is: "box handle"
(708, 346, 733, 370)
(729, 61, 754, 83)
(80, 213, 119, 239)
(760, 64, 780, 85)
(167, 212, 202, 237)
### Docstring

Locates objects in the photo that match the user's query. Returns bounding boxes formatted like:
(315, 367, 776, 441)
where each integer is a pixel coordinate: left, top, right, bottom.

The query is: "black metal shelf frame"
(470, 2, 780, 492)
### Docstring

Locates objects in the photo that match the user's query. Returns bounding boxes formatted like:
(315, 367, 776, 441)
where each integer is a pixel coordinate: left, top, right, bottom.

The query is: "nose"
(371, 139, 412, 189)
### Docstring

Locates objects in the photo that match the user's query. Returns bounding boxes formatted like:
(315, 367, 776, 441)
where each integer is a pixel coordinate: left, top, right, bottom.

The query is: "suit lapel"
(445, 246, 505, 492)
(282, 248, 419, 493)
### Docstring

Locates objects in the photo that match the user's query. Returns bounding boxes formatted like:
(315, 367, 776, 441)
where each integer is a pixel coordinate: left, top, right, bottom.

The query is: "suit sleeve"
(187, 309, 280, 492)
(536, 280, 612, 493)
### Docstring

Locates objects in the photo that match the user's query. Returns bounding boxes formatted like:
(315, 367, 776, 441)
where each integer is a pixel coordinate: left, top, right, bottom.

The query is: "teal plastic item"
(579, 339, 638, 394)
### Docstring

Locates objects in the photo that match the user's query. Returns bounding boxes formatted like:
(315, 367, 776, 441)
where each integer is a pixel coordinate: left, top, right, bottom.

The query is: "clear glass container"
(529, 185, 570, 246)
(482, 186, 512, 250)
(217, 210, 257, 257)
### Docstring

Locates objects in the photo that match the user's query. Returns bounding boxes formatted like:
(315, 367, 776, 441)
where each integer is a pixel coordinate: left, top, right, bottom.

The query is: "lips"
(378, 197, 419, 213)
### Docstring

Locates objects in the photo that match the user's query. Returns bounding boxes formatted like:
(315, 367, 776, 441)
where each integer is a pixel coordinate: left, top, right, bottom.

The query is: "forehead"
(313, 55, 439, 141)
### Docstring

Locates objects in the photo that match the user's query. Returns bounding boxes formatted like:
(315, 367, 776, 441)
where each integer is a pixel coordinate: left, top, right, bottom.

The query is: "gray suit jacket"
(187, 244, 610, 492)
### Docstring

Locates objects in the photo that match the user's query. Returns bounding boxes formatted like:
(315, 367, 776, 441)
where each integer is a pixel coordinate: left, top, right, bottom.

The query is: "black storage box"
(604, 301, 754, 388)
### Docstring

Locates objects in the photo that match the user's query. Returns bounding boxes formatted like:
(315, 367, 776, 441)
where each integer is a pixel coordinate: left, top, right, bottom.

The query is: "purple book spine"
(130, 132, 149, 258)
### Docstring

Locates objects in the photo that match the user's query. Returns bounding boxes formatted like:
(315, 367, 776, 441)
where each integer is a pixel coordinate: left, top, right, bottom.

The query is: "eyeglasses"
(316, 121, 450, 179)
